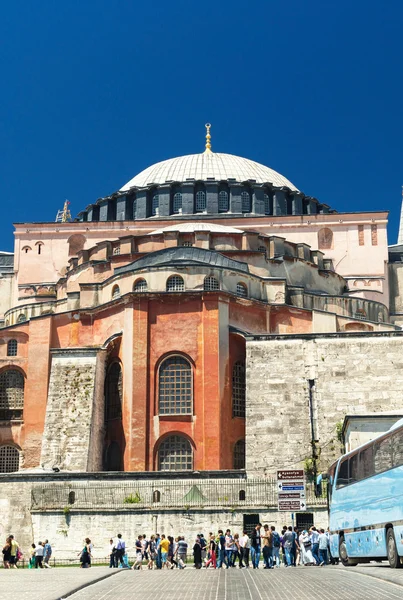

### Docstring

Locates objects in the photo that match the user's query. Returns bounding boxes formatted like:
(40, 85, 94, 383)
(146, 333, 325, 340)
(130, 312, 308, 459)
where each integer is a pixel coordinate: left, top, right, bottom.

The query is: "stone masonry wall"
(40, 350, 100, 471)
(246, 334, 403, 476)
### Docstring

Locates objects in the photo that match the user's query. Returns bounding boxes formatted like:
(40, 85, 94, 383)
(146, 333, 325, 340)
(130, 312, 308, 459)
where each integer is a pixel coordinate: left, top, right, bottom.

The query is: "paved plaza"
(2, 563, 403, 600)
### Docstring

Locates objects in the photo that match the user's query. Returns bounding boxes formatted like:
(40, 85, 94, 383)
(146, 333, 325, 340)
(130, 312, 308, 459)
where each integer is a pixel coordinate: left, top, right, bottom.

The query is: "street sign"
(277, 469, 306, 512)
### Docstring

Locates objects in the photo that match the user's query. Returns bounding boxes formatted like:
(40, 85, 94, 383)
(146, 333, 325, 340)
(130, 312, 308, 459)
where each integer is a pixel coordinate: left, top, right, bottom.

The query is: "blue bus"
(320, 418, 403, 568)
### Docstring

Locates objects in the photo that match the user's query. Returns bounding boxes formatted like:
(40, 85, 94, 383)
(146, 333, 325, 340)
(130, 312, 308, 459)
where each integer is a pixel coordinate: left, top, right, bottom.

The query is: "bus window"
(349, 453, 359, 484)
(360, 445, 374, 480)
(336, 458, 349, 488)
(374, 436, 392, 475)
(392, 429, 403, 468)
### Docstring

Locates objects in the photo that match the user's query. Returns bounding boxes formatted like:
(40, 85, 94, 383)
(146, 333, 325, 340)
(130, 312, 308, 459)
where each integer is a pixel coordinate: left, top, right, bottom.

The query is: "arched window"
(166, 275, 184, 292)
(241, 191, 251, 213)
(318, 228, 333, 250)
(239, 489, 246, 501)
(218, 191, 229, 212)
(195, 191, 206, 212)
(181, 241, 193, 247)
(36, 242, 44, 255)
(112, 285, 120, 299)
(22, 246, 31, 254)
(152, 194, 159, 216)
(236, 282, 248, 298)
(7, 340, 17, 357)
(234, 439, 246, 469)
(68, 491, 76, 505)
(232, 361, 245, 418)
(204, 276, 220, 291)
(17, 314, 27, 323)
(0, 446, 20, 473)
(133, 279, 148, 293)
(264, 193, 270, 215)
(159, 355, 192, 414)
(113, 246, 121, 255)
(158, 435, 193, 471)
(153, 490, 161, 503)
(173, 193, 182, 214)
(0, 369, 24, 420)
(104, 362, 122, 421)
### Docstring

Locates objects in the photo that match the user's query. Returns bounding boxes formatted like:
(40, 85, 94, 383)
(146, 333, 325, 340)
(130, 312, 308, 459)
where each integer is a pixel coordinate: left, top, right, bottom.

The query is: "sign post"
(277, 469, 306, 512)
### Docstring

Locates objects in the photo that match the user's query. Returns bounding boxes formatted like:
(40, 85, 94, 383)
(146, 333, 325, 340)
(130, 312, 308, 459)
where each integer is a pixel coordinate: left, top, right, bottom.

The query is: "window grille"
(241, 191, 251, 213)
(236, 283, 248, 298)
(258, 246, 266, 254)
(218, 191, 229, 212)
(166, 276, 184, 292)
(234, 439, 246, 469)
(159, 356, 192, 415)
(153, 490, 161, 503)
(158, 435, 193, 471)
(133, 279, 147, 293)
(195, 191, 206, 212)
(204, 276, 219, 291)
(113, 246, 120, 255)
(264, 193, 270, 215)
(105, 362, 122, 421)
(354, 310, 366, 320)
(112, 285, 120, 299)
(173, 193, 182, 214)
(232, 361, 246, 418)
(181, 241, 193, 247)
(7, 340, 17, 357)
(133, 197, 137, 218)
(0, 370, 24, 420)
(0, 445, 20, 473)
(17, 314, 27, 323)
(152, 194, 159, 216)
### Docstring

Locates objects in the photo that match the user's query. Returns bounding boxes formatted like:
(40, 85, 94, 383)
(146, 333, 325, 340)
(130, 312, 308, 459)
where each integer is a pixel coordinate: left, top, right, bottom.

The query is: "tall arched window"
(0, 446, 20, 473)
(159, 356, 192, 414)
(236, 282, 248, 298)
(112, 285, 120, 299)
(0, 370, 24, 420)
(158, 435, 193, 471)
(133, 279, 148, 293)
(318, 228, 333, 250)
(173, 193, 182, 214)
(195, 191, 206, 212)
(264, 193, 270, 215)
(232, 361, 245, 418)
(133, 197, 137, 218)
(152, 194, 159, 216)
(105, 362, 122, 421)
(241, 191, 251, 213)
(234, 439, 246, 469)
(218, 191, 229, 212)
(204, 276, 220, 291)
(166, 275, 184, 292)
(7, 340, 18, 357)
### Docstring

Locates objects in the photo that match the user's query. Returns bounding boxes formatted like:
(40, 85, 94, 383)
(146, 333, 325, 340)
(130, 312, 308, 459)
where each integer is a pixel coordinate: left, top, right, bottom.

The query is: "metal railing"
(31, 479, 327, 511)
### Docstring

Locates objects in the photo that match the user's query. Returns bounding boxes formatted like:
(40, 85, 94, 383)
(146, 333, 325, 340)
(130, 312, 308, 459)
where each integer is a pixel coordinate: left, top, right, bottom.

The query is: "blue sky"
(0, 0, 402, 250)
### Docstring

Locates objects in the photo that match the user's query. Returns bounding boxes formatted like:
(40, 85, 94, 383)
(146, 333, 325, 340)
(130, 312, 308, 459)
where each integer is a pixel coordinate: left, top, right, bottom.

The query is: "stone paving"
(68, 565, 403, 600)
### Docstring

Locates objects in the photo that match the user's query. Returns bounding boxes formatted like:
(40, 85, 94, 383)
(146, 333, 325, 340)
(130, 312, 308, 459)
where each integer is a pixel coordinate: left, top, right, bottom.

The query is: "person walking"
(155, 533, 162, 569)
(8, 535, 19, 569)
(193, 537, 202, 569)
(282, 527, 294, 567)
(148, 535, 157, 569)
(239, 530, 250, 568)
(262, 525, 273, 569)
(43, 539, 52, 568)
(216, 530, 226, 568)
(318, 529, 328, 565)
(115, 533, 126, 568)
(250, 523, 262, 569)
(299, 530, 314, 566)
(205, 533, 217, 568)
(2, 537, 12, 569)
(28, 544, 36, 569)
(132, 536, 144, 570)
(271, 526, 281, 568)
(177, 536, 188, 568)
(199, 533, 207, 565)
(35, 541, 44, 568)
(310, 527, 320, 565)
(159, 534, 170, 568)
(108, 538, 115, 568)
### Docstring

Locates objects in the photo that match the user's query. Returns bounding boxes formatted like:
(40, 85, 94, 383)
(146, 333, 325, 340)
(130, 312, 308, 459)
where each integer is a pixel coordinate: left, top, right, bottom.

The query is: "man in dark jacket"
(250, 523, 262, 569)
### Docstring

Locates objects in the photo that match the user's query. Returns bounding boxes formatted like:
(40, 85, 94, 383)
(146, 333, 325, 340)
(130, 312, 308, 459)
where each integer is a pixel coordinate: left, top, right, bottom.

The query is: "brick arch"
(68, 234, 86, 256)
(153, 432, 195, 472)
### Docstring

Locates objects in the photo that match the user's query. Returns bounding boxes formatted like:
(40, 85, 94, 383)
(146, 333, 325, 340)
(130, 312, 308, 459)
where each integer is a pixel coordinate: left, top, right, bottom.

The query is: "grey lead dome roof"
(120, 152, 298, 192)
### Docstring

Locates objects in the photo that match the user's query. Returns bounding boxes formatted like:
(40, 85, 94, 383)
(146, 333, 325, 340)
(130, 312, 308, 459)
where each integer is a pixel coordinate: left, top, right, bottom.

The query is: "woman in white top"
(239, 531, 250, 568)
(299, 531, 314, 566)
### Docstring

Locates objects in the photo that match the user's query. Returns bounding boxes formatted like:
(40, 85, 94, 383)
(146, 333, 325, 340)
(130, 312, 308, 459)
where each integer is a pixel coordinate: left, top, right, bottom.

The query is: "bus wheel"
(339, 536, 356, 567)
(387, 529, 402, 569)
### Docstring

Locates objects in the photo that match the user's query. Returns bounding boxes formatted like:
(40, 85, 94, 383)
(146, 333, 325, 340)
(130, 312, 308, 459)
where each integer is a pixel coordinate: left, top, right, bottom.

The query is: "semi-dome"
(120, 152, 298, 192)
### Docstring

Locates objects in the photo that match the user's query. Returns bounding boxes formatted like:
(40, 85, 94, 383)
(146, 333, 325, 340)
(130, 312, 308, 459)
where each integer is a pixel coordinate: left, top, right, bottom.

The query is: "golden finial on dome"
(205, 123, 212, 152)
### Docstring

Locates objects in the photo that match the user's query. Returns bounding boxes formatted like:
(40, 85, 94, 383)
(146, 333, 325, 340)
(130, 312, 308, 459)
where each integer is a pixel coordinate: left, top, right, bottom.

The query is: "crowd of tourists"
(2, 524, 333, 570)
(108, 524, 333, 570)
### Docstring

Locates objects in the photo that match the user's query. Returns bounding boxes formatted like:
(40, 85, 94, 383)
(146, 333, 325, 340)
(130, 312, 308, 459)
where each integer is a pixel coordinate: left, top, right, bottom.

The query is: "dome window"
(195, 191, 206, 213)
(236, 282, 248, 298)
(241, 191, 251, 213)
(218, 191, 229, 212)
(173, 193, 182, 214)
(133, 279, 147, 293)
(7, 340, 18, 357)
(166, 275, 184, 292)
(204, 276, 219, 291)
(264, 194, 270, 215)
(111, 285, 120, 299)
(151, 194, 159, 216)
(17, 314, 27, 323)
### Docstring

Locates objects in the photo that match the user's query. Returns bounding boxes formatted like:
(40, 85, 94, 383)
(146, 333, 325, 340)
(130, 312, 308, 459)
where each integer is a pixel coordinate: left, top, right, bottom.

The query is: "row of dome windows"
(149, 190, 267, 216)
(111, 276, 248, 299)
